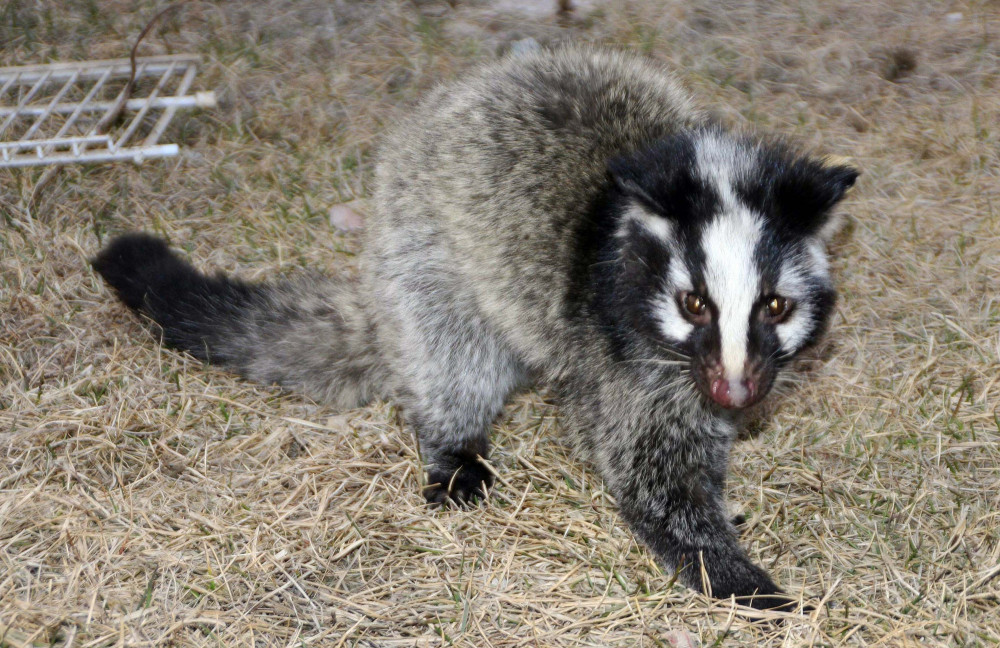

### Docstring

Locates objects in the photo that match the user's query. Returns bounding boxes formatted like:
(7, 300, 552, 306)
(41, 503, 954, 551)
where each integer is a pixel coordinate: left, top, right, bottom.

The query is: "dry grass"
(2, 0, 1000, 645)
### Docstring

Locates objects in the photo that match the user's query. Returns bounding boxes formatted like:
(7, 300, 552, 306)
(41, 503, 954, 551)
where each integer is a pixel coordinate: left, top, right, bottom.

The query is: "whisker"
(653, 344, 691, 362)
(621, 358, 688, 367)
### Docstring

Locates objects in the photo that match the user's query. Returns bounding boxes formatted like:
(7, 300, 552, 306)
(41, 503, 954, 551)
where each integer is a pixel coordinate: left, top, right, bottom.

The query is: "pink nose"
(710, 378, 757, 409)
(709, 378, 731, 406)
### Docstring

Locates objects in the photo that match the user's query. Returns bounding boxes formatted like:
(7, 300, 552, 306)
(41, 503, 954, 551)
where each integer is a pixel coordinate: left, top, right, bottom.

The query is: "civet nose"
(709, 377, 757, 409)
(710, 378, 732, 407)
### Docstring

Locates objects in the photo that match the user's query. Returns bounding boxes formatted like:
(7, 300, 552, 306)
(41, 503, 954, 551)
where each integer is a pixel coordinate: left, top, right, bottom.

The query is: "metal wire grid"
(0, 54, 215, 168)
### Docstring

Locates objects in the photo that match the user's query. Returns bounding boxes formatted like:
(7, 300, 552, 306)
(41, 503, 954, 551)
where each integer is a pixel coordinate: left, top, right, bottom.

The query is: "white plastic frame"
(0, 54, 215, 168)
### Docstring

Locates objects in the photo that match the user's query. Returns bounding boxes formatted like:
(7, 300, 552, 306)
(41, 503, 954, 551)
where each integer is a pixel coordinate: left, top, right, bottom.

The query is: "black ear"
(608, 155, 667, 213)
(771, 158, 858, 239)
(607, 134, 706, 220)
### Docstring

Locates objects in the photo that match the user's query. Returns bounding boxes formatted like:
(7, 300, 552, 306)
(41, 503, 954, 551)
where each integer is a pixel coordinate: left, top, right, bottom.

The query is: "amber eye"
(766, 296, 788, 318)
(683, 293, 707, 317)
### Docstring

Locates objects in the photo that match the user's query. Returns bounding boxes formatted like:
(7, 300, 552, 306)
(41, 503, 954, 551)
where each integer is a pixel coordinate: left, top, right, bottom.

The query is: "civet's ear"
(608, 133, 702, 219)
(770, 155, 859, 242)
(609, 158, 665, 214)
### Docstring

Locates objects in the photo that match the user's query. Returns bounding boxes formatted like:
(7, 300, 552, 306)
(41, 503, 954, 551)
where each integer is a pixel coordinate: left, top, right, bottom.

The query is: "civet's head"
(608, 128, 858, 409)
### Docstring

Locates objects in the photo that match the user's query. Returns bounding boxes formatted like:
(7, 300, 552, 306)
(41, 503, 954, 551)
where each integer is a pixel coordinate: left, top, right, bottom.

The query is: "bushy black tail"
(92, 233, 388, 408)
(93, 234, 261, 364)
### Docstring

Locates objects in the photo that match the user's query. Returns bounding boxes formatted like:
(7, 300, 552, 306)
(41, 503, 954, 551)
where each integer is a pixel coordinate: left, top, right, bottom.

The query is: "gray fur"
(95, 47, 857, 609)
(240, 276, 389, 408)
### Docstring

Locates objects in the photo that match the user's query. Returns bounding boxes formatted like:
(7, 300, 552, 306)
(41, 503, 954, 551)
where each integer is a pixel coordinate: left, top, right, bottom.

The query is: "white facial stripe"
(816, 212, 845, 243)
(620, 200, 696, 344)
(693, 132, 754, 203)
(694, 134, 763, 382)
(701, 207, 763, 380)
(669, 253, 693, 289)
(619, 201, 673, 241)
(776, 256, 810, 296)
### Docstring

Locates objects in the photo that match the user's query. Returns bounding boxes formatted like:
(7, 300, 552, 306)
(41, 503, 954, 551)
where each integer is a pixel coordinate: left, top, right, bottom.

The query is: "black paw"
(731, 512, 747, 527)
(423, 456, 494, 508)
(701, 561, 811, 616)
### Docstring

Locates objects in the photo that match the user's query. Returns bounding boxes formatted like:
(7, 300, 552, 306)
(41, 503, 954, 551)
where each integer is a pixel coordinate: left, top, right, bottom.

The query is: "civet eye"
(766, 295, 788, 318)
(683, 293, 707, 317)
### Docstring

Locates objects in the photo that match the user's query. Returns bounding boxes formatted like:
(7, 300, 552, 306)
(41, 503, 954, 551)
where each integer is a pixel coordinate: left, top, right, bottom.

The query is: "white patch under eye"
(775, 264, 812, 352)
(774, 242, 830, 353)
(655, 296, 693, 342)
(776, 307, 813, 352)
(701, 207, 763, 380)
(655, 259, 694, 342)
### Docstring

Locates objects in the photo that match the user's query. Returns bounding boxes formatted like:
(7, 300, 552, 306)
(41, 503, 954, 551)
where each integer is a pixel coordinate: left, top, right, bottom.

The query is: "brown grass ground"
(2, 1, 999, 646)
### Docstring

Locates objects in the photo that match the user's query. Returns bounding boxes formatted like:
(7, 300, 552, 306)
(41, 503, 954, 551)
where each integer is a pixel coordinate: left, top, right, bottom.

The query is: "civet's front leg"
(558, 372, 800, 610)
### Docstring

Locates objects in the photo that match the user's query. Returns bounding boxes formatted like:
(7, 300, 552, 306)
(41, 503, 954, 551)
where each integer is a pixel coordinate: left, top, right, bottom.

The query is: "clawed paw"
(423, 457, 495, 508)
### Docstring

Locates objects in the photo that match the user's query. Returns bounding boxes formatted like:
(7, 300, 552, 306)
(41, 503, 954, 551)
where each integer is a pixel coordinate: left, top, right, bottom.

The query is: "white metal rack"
(0, 54, 215, 168)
